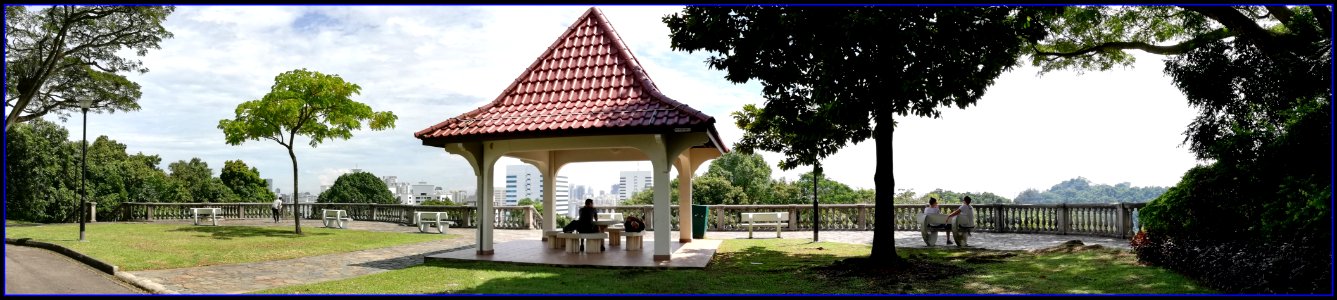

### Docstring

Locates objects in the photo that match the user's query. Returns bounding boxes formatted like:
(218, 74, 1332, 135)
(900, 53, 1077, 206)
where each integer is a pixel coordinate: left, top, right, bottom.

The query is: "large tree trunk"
(289, 146, 301, 235)
(869, 114, 905, 266)
(4, 93, 34, 132)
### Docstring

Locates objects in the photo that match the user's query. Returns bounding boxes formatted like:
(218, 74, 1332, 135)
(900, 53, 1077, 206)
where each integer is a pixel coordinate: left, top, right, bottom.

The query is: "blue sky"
(28, 5, 1202, 199)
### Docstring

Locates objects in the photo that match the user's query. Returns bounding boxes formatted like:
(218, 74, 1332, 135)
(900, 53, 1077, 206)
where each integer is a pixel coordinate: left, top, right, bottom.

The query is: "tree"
(317, 171, 396, 204)
(665, 6, 1052, 266)
(796, 171, 859, 204)
(703, 152, 773, 203)
(1031, 6, 1329, 293)
(892, 189, 920, 204)
(166, 158, 208, 202)
(4, 119, 79, 223)
(624, 179, 680, 206)
(218, 68, 398, 234)
(4, 6, 175, 131)
(220, 160, 275, 202)
(419, 199, 452, 206)
(692, 175, 748, 205)
(1013, 177, 1166, 204)
(517, 198, 541, 214)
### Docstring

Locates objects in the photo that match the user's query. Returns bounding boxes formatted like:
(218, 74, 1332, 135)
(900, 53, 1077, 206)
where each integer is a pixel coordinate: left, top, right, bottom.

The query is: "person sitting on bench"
(562, 199, 603, 251)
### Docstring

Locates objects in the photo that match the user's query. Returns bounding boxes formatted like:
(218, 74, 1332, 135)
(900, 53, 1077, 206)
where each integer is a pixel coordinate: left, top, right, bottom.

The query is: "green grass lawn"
(4, 222, 457, 271)
(254, 239, 1213, 294)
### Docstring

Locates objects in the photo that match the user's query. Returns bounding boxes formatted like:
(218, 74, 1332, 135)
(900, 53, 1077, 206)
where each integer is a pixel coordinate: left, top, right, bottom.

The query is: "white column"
(541, 154, 557, 232)
(477, 154, 497, 255)
(647, 137, 673, 261)
(677, 157, 693, 243)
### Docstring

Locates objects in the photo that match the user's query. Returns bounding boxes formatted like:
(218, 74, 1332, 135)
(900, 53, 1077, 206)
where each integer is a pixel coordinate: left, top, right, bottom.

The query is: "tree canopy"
(666, 6, 1053, 265)
(4, 5, 175, 130)
(218, 68, 398, 234)
(1025, 6, 1329, 293)
(1012, 177, 1166, 204)
(317, 171, 396, 204)
(221, 160, 275, 202)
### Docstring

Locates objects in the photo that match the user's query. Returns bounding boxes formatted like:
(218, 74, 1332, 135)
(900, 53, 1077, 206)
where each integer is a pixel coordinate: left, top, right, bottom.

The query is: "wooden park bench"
(414, 211, 455, 234)
(740, 212, 788, 238)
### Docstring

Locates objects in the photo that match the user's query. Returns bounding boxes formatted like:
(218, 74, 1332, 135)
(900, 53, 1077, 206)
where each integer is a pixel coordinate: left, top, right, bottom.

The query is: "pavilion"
(414, 7, 728, 261)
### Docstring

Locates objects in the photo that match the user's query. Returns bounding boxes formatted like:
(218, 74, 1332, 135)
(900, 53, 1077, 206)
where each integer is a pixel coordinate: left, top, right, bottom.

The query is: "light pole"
(79, 99, 90, 242)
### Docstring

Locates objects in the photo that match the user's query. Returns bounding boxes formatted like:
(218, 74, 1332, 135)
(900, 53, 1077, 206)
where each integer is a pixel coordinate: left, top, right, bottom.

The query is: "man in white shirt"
(946, 196, 976, 246)
(271, 197, 284, 223)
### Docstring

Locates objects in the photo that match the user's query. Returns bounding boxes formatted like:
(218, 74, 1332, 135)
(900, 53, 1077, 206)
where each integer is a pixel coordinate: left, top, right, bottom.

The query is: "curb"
(5, 238, 179, 294)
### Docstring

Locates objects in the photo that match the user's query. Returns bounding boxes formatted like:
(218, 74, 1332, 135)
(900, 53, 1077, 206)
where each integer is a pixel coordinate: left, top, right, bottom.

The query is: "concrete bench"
(919, 213, 951, 246)
(741, 212, 789, 238)
(556, 232, 607, 254)
(414, 211, 456, 234)
(543, 230, 565, 249)
(191, 208, 223, 226)
(322, 209, 351, 229)
(622, 231, 644, 251)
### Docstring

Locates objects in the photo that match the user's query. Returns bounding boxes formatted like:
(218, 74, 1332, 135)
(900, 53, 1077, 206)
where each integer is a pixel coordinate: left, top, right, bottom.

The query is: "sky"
(22, 5, 1203, 199)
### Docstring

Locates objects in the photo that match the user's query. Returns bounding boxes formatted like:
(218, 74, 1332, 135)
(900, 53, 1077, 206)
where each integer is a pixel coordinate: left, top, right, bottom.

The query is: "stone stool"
(606, 226, 624, 246)
(622, 231, 644, 251)
(557, 232, 581, 253)
(578, 232, 607, 254)
(543, 230, 563, 249)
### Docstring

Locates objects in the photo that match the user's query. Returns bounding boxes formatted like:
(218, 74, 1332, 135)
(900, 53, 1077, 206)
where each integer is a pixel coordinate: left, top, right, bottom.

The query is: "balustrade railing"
(114, 202, 1145, 238)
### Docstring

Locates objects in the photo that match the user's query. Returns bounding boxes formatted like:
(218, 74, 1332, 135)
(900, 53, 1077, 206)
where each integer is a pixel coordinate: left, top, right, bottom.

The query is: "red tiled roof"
(416, 7, 726, 151)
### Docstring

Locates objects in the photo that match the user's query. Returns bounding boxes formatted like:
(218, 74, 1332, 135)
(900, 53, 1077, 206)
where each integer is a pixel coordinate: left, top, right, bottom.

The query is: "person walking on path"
(271, 197, 283, 223)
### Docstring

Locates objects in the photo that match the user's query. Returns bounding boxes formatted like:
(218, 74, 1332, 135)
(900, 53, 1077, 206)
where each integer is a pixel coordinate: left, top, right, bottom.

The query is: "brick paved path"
(124, 219, 1129, 294)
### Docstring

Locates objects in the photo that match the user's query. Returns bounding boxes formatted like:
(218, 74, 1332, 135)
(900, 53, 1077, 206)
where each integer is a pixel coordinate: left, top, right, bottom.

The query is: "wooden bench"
(741, 212, 788, 238)
(414, 211, 455, 234)
(322, 209, 351, 229)
(191, 208, 223, 226)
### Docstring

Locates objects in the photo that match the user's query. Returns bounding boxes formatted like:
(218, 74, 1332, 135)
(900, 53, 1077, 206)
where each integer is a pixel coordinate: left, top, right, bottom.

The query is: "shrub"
(1133, 231, 1331, 294)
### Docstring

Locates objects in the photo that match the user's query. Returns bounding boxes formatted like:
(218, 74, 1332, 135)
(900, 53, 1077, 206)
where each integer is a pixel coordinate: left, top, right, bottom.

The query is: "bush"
(1133, 231, 1331, 294)
(555, 215, 572, 228)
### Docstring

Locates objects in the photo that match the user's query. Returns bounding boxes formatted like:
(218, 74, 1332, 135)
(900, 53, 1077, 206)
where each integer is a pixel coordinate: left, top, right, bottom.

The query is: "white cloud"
(44, 6, 1201, 201)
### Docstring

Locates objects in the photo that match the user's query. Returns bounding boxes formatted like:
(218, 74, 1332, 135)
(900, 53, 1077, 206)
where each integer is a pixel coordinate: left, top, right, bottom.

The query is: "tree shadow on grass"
(345, 239, 472, 271)
(911, 241, 1216, 294)
(168, 226, 334, 240)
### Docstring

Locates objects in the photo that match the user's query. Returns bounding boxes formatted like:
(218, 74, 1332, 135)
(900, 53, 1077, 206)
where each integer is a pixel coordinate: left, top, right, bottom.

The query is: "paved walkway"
(121, 219, 1129, 294)
(5, 244, 146, 294)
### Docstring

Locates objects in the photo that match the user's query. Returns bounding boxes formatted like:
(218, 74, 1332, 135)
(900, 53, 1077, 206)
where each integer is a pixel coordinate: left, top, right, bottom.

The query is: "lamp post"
(79, 99, 90, 242)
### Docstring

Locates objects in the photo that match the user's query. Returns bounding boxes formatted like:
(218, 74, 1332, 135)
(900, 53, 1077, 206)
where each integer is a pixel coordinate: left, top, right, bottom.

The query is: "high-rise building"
(263, 178, 274, 191)
(449, 190, 468, 205)
(618, 171, 652, 201)
(410, 182, 438, 205)
(492, 186, 505, 207)
(504, 165, 569, 215)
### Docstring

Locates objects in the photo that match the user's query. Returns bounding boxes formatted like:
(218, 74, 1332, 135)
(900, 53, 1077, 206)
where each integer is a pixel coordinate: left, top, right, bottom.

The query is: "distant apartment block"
(504, 164, 569, 215)
(618, 171, 652, 201)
